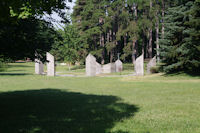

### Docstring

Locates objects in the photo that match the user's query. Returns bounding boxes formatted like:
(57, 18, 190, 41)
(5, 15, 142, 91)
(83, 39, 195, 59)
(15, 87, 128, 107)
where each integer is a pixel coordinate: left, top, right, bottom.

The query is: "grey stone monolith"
(135, 54, 144, 76)
(102, 63, 116, 74)
(115, 59, 123, 72)
(86, 54, 96, 76)
(35, 59, 44, 75)
(96, 62, 102, 75)
(147, 56, 157, 74)
(46, 52, 55, 76)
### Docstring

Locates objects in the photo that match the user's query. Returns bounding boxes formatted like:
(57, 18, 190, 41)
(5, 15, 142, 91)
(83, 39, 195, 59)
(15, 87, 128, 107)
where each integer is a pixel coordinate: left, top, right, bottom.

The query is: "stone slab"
(147, 56, 157, 74)
(102, 63, 116, 74)
(46, 52, 55, 76)
(135, 54, 144, 76)
(115, 59, 123, 72)
(96, 62, 102, 75)
(86, 54, 96, 76)
(35, 59, 44, 75)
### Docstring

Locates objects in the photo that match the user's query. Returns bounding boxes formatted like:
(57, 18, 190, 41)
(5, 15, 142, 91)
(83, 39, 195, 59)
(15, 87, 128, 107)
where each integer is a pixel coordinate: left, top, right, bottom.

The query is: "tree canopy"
(0, 0, 71, 61)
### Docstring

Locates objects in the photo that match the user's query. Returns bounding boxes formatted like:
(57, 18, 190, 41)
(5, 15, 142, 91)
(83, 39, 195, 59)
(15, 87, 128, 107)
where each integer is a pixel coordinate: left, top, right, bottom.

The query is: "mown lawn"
(0, 63, 200, 133)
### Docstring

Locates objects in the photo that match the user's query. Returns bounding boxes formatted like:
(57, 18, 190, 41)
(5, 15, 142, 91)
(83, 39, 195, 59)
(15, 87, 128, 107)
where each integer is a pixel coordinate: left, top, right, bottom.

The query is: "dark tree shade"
(0, 18, 57, 61)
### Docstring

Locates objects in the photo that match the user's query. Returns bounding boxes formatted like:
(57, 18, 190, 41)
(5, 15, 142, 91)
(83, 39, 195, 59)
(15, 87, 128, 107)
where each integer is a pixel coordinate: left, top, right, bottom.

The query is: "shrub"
(0, 61, 8, 72)
(150, 66, 160, 74)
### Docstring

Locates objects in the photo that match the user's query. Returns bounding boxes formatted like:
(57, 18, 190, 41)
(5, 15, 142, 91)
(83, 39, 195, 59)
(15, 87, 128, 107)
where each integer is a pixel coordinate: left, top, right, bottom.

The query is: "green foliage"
(0, 58, 7, 72)
(0, 18, 57, 61)
(160, 0, 200, 73)
(0, 0, 67, 23)
(51, 24, 86, 64)
(0, 0, 71, 61)
(72, 0, 165, 64)
(150, 66, 160, 73)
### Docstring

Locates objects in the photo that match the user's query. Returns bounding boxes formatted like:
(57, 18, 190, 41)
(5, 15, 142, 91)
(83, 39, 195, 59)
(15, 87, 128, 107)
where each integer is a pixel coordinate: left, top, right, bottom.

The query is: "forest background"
(0, 0, 199, 73)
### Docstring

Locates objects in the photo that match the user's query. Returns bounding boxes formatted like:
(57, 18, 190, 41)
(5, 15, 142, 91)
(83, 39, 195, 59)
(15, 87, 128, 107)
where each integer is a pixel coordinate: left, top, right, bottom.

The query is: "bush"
(0, 61, 8, 72)
(150, 66, 160, 74)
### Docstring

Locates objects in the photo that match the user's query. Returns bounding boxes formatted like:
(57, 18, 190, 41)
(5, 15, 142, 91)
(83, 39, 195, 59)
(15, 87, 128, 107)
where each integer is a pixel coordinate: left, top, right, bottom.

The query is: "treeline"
(0, 0, 199, 73)
(52, 0, 199, 73)
(71, 0, 168, 64)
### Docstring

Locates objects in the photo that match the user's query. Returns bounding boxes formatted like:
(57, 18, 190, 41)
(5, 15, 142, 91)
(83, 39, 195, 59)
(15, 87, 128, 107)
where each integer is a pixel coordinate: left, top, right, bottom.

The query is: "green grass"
(0, 63, 200, 133)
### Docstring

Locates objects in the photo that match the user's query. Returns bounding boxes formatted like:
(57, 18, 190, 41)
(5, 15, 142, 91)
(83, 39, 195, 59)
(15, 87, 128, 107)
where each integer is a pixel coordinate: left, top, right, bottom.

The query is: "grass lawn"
(0, 62, 200, 133)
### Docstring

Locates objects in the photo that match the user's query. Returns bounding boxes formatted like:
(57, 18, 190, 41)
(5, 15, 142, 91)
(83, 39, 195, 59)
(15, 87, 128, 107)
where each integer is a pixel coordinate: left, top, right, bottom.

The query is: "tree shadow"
(0, 89, 138, 133)
(0, 73, 32, 76)
(8, 64, 32, 68)
(163, 71, 200, 78)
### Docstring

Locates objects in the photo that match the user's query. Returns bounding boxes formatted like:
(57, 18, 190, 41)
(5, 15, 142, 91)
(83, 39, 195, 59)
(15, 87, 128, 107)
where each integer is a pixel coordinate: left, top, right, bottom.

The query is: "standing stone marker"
(115, 59, 123, 72)
(35, 59, 44, 75)
(147, 56, 156, 74)
(102, 63, 116, 74)
(96, 62, 102, 75)
(135, 54, 144, 76)
(46, 52, 55, 76)
(86, 54, 96, 76)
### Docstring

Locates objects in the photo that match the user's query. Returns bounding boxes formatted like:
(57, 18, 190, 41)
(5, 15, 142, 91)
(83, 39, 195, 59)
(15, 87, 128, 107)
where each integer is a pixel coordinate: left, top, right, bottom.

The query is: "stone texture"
(86, 54, 96, 76)
(35, 59, 44, 75)
(102, 63, 116, 74)
(96, 62, 102, 75)
(147, 56, 157, 74)
(115, 59, 123, 72)
(135, 54, 144, 76)
(46, 52, 55, 76)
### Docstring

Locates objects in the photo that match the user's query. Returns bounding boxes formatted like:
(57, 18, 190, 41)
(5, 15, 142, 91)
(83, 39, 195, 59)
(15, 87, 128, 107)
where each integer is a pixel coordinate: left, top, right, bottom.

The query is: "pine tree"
(160, 0, 200, 73)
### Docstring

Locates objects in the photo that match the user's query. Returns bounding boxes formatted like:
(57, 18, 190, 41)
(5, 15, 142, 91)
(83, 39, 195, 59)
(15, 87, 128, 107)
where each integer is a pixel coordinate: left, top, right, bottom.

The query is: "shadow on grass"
(8, 64, 33, 68)
(0, 73, 32, 76)
(163, 71, 200, 78)
(0, 89, 138, 133)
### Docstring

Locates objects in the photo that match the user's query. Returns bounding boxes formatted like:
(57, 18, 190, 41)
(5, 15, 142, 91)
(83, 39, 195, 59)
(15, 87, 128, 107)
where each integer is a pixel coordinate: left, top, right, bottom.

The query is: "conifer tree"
(160, 0, 200, 73)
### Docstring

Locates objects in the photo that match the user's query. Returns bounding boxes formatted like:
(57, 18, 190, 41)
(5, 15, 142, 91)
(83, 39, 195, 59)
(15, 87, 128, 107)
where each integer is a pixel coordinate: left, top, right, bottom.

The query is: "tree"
(51, 24, 86, 64)
(160, 0, 200, 73)
(0, 0, 72, 61)
(0, 18, 57, 61)
(0, 0, 69, 23)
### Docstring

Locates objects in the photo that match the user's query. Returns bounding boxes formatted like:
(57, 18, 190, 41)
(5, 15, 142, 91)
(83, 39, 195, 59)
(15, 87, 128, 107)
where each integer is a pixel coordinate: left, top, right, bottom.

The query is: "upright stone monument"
(147, 56, 157, 74)
(102, 63, 116, 74)
(96, 62, 102, 75)
(46, 52, 55, 76)
(115, 59, 123, 72)
(86, 54, 96, 76)
(135, 54, 144, 76)
(35, 59, 44, 75)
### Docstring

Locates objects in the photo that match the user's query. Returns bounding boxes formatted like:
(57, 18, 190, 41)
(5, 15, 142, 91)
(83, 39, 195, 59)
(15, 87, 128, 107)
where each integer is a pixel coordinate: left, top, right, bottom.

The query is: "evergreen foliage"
(160, 0, 200, 73)
(70, 0, 199, 73)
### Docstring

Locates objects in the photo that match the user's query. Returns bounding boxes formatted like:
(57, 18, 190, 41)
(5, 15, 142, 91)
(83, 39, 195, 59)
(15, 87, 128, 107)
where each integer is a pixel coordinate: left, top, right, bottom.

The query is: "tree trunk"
(132, 40, 136, 64)
(156, 11, 160, 62)
(148, 28, 153, 58)
(101, 34, 105, 64)
(142, 40, 145, 55)
(162, 0, 165, 38)
(134, 3, 137, 20)
(110, 50, 113, 63)
(133, 3, 138, 59)
(124, 36, 127, 46)
(148, 0, 153, 58)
